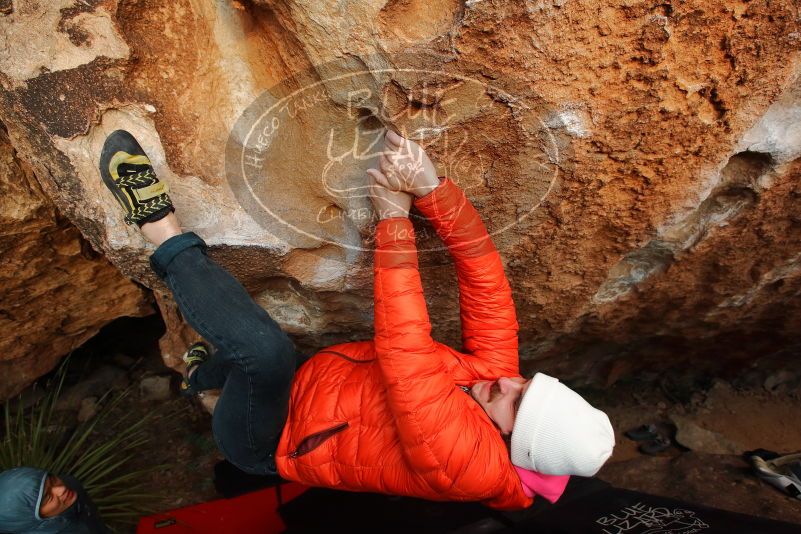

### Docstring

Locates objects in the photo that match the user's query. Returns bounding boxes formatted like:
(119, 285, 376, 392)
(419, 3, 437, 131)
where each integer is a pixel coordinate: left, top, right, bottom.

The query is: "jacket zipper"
(289, 422, 349, 458)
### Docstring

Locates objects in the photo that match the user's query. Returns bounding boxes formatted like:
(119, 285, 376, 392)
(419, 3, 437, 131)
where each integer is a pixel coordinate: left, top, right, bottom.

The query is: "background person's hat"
(0, 466, 48, 532)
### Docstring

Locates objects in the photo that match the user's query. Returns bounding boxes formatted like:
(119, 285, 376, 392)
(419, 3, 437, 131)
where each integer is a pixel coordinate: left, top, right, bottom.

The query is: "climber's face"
(470, 377, 531, 435)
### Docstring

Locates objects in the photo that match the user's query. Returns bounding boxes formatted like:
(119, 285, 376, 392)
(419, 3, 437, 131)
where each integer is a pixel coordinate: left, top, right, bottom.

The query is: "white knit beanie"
(510, 373, 615, 476)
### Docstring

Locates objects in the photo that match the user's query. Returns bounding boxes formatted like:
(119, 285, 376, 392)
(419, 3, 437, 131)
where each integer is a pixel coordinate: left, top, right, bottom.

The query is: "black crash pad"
(279, 477, 800, 533)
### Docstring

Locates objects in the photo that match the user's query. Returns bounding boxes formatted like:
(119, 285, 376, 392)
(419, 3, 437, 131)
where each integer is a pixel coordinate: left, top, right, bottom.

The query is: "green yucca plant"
(0, 359, 165, 526)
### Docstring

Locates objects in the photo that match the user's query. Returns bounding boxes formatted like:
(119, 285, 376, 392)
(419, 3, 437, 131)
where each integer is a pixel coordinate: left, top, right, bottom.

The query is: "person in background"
(0, 467, 109, 533)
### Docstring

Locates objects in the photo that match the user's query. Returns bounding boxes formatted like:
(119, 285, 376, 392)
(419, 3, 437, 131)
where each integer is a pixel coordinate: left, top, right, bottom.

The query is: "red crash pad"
(136, 483, 308, 534)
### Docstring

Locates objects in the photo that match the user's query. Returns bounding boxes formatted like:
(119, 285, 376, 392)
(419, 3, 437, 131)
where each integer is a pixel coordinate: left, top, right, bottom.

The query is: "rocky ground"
(18, 315, 801, 531)
(592, 370, 801, 525)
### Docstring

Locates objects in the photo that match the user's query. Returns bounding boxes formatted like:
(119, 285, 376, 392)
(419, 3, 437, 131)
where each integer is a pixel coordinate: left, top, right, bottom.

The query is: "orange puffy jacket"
(275, 178, 532, 510)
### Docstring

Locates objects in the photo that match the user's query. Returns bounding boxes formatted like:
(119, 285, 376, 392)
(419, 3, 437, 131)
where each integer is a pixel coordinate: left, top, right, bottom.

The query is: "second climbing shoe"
(180, 342, 210, 397)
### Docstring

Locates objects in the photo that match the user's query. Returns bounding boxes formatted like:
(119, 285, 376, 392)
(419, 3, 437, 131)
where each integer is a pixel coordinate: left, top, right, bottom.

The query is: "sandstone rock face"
(0, 0, 799, 385)
(0, 125, 151, 399)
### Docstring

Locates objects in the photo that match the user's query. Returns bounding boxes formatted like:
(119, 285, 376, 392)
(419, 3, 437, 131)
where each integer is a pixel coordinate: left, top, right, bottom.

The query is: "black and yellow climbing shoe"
(99, 130, 174, 226)
(180, 341, 209, 397)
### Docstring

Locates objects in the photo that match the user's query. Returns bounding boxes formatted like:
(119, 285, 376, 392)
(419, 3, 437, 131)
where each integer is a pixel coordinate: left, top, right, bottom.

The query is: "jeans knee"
(236, 333, 294, 378)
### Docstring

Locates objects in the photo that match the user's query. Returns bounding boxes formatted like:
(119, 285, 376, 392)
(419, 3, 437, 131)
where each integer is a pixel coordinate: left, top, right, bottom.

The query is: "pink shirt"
(513, 467, 570, 503)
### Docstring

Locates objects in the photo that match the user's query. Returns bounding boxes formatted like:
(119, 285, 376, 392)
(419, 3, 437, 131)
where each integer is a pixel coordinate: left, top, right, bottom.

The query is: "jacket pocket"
(289, 422, 349, 458)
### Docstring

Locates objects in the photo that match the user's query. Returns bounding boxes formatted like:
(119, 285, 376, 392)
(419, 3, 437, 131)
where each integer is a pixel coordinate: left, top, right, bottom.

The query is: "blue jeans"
(150, 232, 298, 475)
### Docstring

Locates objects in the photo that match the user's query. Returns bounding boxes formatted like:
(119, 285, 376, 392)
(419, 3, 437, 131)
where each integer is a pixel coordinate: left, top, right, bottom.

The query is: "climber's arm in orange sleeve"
(372, 218, 475, 481)
(414, 178, 519, 377)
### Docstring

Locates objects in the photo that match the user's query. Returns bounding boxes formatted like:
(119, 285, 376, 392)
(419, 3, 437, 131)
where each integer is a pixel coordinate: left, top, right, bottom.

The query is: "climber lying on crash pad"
(97, 128, 614, 509)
